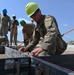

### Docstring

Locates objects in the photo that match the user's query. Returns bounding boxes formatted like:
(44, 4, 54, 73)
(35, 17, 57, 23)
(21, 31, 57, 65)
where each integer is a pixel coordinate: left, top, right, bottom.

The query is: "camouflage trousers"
(10, 31, 17, 45)
(1, 26, 8, 36)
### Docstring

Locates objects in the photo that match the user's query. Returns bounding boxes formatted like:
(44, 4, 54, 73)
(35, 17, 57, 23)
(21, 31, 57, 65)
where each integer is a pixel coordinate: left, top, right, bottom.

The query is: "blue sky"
(0, 0, 74, 42)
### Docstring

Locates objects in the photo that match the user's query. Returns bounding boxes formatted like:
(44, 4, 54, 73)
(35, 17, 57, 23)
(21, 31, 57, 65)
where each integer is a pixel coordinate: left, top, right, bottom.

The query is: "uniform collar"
(37, 15, 45, 27)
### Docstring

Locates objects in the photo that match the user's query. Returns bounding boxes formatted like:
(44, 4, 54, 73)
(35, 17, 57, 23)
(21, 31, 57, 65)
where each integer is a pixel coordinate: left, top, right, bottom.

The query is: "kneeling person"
(20, 20, 35, 46)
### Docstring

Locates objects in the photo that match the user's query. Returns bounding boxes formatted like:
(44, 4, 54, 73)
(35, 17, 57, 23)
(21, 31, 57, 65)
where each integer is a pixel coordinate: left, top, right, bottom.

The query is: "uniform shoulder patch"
(44, 16, 52, 29)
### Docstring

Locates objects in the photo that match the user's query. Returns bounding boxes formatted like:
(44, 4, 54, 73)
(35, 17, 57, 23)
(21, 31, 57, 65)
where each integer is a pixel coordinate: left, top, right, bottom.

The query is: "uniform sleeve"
(22, 28, 25, 34)
(15, 20, 19, 26)
(8, 16, 11, 28)
(41, 16, 59, 51)
(32, 24, 35, 28)
(26, 28, 40, 52)
(32, 24, 35, 32)
(30, 24, 35, 30)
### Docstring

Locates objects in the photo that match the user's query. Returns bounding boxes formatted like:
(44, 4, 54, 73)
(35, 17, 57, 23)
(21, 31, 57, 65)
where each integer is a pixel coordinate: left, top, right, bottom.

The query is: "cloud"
(18, 26, 22, 31)
(18, 18, 31, 23)
(63, 24, 68, 27)
(18, 18, 36, 25)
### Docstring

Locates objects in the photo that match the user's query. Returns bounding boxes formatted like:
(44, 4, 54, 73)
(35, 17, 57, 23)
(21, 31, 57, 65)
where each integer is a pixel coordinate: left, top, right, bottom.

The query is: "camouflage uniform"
(26, 15, 66, 56)
(1, 15, 11, 36)
(22, 23, 35, 46)
(10, 19, 19, 45)
(0, 14, 2, 35)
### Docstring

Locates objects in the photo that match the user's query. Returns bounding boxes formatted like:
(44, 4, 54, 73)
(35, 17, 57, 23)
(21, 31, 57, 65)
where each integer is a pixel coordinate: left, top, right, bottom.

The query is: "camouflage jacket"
(26, 15, 66, 55)
(22, 23, 35, 38)
(11, 19, 19, 30)
(2, 15, 11, 28)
